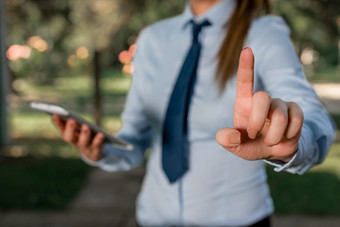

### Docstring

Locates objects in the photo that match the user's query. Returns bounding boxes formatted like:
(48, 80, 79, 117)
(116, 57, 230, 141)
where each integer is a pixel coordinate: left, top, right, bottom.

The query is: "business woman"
(53, 0, 335, 226)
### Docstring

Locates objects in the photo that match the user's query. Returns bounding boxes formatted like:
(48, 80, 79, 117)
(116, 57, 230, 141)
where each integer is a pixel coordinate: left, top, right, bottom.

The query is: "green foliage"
(0, 155, 91, 210)
(272, 0, 340, 68)
(5, 0, 185, 86)
(6, 0, 339, 85)
(330, 114, 340, 130)
(6, 0, 74, 84)
(307, 66, 340, 82)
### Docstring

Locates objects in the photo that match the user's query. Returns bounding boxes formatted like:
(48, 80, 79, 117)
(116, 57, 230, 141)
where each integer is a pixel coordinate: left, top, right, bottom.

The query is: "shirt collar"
(180, 0, 236, 29)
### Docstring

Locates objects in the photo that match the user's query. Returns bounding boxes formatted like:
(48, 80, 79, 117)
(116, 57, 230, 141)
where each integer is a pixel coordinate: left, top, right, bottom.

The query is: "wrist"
(279, 153, 295, 163)
(267, 146, 298, 163)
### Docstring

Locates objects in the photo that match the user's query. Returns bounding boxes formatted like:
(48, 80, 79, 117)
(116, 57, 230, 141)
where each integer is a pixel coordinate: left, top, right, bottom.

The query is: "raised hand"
(215, 47, 304, 162)
(52, 115, 105, 161)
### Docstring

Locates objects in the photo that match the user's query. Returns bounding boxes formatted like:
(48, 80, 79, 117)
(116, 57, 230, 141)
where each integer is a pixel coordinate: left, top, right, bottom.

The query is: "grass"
(9, 112, 60, 139)
(2, 140, 340, 213)
(8, 112, 123, 139)
(0, 67, 128, 210)
(267, 142, 340, 215)
(0, 141, 91, 210)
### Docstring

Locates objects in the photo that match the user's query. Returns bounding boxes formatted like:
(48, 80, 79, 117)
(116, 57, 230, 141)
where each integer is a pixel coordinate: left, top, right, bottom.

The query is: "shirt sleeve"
(83, 28, 153, 172)
(249, 16, 336, 174)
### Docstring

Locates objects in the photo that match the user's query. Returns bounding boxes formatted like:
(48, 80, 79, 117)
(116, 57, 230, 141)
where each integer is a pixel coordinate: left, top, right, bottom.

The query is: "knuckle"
(291, 115, 304, 128)
(289, 102, 304, 122)
(80, 130, 90, 139)
(272, 98, 287, 107)
(290, 102, 304, 116)
(65, 119, 73, 126)
(264, 138, 274, 147)
(264, 137, 280, 147)
(271, 97, 282, 103)
(288, 101, 296, 106)
(288, 101, 299, 108)
(81, 125, 90, 133)
(254, 91, 271, 102)
(223, 145, 237, 153)
(273, 112, 288, 127)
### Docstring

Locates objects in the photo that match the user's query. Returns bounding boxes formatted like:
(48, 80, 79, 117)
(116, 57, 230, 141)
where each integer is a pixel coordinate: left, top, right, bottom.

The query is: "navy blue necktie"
(162, 20, 211, 183)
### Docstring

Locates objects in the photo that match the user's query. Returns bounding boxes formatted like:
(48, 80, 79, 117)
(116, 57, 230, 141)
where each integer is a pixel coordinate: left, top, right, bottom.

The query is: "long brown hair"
(216, 0, 271, 92)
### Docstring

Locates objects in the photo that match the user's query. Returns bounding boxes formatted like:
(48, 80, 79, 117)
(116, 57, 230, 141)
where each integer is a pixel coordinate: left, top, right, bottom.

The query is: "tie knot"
(191, 19, 211, 44)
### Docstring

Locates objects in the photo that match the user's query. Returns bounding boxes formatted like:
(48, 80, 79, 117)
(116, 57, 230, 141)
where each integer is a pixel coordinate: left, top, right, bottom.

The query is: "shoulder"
(248, 16, 302, 80)
(251, 15, 290, 32)
(248, 15, 291, 40)
(246, 15, 293, 54)
(137, 14, 183, 45)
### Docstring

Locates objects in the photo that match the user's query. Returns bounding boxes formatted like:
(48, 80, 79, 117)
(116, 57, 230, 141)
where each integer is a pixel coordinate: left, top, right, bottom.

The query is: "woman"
(53, 0, 335, 226)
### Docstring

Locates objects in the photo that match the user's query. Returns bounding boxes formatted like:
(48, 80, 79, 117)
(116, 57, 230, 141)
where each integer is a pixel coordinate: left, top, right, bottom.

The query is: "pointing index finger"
(236, 47, 254, 101)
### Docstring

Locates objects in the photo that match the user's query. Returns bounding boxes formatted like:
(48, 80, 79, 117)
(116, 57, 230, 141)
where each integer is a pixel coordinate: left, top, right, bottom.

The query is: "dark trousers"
(249, 216, 271, 227)
(137, 216, 271, 227)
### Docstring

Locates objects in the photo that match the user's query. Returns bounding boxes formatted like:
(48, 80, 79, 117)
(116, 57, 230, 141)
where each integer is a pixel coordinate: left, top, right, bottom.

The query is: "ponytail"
(216, 0, 271, 92)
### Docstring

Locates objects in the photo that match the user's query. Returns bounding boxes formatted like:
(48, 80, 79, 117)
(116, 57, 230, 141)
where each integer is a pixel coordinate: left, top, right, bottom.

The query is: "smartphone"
(30, 101, 133, 150)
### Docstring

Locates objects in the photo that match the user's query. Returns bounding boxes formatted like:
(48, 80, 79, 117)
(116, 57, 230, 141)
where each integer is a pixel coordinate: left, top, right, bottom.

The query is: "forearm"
(81, 142, 145, 172)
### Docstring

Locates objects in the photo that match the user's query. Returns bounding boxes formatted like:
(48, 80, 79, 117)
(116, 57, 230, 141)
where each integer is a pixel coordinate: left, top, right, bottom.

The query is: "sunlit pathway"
(313, 83, 340, 114)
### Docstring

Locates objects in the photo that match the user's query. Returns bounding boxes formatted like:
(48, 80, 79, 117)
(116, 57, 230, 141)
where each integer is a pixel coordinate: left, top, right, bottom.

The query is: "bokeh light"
(76, 46, 89, 59)
(118, 44, 137, 75)
(300, 47, 319, 66)
(118, 50, 131, 64)
(67, 54, 78, 67)
(6, 44, 32, 61)
(27, 36, 48, 52)
(128, 44, 137, 57)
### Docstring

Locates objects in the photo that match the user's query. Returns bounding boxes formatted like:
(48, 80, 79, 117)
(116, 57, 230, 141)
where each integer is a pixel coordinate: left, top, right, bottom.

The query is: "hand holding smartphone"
(30, 101, 133, 151)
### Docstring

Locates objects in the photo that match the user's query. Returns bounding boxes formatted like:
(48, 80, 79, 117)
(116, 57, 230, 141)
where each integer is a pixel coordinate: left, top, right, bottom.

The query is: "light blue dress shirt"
(84, 0, 336, 226)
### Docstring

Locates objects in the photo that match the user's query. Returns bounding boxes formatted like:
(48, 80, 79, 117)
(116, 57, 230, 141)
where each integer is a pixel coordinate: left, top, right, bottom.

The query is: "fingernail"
(98, 133, 105, 141)
(82, 124, 89, 132)
(229, 131, 241, 145)
(243, 46, 250, 50)
(247, 128, 258, 140)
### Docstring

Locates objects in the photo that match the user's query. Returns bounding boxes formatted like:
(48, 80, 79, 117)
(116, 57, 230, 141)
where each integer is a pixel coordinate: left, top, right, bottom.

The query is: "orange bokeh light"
(118, 43, 137, 75)
(118, 50, 132, 64)
(128, 44, 137, 57)
(76, 46, 89, 59)
(27, 36, 48, 52)
(122, 62, 134, 75)
(67, 54, 78, 67)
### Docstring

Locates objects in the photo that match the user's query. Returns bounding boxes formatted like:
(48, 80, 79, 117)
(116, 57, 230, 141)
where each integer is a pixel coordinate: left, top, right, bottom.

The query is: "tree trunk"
(0, 0, 9, 148)
(93, 51, 102, 126)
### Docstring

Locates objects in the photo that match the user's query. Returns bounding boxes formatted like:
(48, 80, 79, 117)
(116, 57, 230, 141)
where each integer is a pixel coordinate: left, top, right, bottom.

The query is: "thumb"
(216, 128, 241, 151)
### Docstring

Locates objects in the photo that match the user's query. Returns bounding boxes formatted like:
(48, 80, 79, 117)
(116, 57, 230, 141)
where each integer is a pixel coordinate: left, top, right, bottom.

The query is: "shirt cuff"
(79, 144, 119, 167)
(264, 150, 300, 173)
(80, 150, 107, 167)
(264, 123, 316, 174)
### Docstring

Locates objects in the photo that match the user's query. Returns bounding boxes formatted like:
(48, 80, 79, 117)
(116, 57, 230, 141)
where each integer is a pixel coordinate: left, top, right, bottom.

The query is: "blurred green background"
(1, 0, 340, 217)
